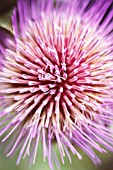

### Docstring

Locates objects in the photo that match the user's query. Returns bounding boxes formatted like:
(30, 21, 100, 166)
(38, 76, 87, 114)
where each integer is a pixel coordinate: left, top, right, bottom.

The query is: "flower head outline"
(0, 0, 113, 169)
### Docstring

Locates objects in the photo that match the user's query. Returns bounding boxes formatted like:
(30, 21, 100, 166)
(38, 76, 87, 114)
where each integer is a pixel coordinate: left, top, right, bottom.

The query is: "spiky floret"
(0, 0, 113, 169)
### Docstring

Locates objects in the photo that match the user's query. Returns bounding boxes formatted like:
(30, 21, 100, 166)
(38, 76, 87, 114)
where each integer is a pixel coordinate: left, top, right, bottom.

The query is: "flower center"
(37, 61, 67, 96)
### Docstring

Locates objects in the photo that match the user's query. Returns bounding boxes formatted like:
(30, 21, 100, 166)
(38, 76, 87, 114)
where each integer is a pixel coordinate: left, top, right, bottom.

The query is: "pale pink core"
(0, 11, 113, 169)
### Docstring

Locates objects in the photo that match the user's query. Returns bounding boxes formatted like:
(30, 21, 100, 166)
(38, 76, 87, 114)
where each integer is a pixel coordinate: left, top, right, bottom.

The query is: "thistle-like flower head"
(0, 0, 113, 169)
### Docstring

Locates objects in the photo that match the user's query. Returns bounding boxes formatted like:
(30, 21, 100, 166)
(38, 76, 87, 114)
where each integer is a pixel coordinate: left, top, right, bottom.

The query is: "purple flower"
(0, 0, 113, 169)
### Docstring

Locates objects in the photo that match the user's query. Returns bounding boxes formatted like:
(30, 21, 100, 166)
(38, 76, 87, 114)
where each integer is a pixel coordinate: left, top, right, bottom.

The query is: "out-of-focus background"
(0, 0, 113, 170)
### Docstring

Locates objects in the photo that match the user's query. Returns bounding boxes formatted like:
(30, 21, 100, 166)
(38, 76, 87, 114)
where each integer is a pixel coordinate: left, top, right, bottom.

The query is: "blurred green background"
(0, 1, 113, 170)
